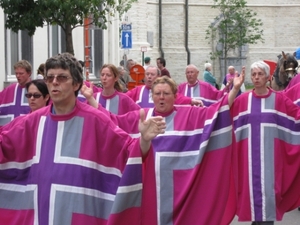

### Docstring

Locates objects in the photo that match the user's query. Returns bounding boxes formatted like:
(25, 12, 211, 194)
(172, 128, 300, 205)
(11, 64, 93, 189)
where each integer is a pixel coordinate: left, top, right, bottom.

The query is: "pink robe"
(0, 100, 144, 225)
(94, 90, 140, 115)
(284, 82, 300, 106)
(178, 80, 226, 106)
(126, 85, 192, 108)
(0, 83, 30, 126)
(111, 96, 237, 225)
(231, 89, 300, 222)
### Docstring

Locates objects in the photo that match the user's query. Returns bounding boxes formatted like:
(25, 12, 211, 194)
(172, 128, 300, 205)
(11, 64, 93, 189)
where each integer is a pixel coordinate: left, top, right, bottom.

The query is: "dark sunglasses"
(25, 93, 43, 99)
(45, 75, 71, 83)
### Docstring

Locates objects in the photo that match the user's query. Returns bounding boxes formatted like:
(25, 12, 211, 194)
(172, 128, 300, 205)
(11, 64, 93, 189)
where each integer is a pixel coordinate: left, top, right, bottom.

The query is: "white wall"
(0, 8, 5, 90)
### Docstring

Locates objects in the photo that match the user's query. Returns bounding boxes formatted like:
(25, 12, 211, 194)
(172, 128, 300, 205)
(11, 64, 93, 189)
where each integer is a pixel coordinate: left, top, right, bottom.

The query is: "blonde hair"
(151, 76, 178, 95)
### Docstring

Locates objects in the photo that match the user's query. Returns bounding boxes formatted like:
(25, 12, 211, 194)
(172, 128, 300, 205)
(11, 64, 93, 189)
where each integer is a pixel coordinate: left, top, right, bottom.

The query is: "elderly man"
(0, 53, 166, 225)
(178, 64, 229, 106)
(126, 65, 202, 107)
(0, 60, 32, 126)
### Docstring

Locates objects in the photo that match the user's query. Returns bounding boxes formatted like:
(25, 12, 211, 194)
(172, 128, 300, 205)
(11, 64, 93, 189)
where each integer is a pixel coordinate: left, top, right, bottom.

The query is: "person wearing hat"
(144, 57, 151, 70)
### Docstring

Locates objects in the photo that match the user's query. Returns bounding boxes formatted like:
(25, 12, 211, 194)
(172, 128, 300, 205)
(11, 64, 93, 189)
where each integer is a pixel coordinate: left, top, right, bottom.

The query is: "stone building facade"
(123, 0, 300, 85)
(0, 1, 299, 90)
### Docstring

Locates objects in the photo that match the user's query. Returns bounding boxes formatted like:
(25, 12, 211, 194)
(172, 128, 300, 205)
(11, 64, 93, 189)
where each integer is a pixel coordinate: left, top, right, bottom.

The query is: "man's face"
(156, 60, 162, 69)
(145, 67, 159, 88)
(128, 61, 135, 71)
(46, 68, 79, 106)
(251, 67, 269, 89)
(185, 66, 199, 84)
(15, 67, 31, 86)
(152, 83, 175, 114)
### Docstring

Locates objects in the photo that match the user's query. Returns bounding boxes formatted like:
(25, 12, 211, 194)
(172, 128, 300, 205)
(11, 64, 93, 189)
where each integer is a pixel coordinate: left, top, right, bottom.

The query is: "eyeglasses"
(45, 75, 72, 83)
(25, 93, 42, 99)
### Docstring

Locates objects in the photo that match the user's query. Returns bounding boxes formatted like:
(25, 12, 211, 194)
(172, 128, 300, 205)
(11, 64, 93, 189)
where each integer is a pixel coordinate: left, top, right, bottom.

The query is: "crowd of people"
(0, 53, 300, 225)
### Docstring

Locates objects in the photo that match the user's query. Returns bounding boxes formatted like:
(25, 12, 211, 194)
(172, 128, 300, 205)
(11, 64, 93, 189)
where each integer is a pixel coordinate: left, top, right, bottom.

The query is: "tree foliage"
(0, 0, 137, 55)
(205, 0, 264, 64)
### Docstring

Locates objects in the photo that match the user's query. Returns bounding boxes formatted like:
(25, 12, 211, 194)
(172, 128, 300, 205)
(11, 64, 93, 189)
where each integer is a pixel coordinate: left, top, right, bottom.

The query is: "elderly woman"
(231, 61, 300, 225)
(203, 62, 218, 89)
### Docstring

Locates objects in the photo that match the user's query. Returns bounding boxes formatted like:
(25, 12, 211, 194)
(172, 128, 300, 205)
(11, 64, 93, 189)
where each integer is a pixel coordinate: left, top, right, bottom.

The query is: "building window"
(5, 29, 32, 79)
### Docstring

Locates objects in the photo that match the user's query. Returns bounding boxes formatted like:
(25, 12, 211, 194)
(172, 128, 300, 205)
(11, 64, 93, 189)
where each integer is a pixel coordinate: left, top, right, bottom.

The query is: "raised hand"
(138, 108, 166, 155)
(233, 66, 245, 89)
(81, 82, 94, 99)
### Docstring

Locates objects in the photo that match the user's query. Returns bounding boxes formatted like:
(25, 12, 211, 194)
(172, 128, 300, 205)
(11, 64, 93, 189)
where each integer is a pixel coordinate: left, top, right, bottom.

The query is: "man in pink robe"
(178, 64, 229, 106)
(0, 60, 32, 126)
(126, 65, 202, 108)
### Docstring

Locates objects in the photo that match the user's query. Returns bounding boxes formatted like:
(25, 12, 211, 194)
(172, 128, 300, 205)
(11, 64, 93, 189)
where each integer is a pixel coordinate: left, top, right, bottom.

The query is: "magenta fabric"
(0, 100, 143, 225)
(231, 90, 300, 222)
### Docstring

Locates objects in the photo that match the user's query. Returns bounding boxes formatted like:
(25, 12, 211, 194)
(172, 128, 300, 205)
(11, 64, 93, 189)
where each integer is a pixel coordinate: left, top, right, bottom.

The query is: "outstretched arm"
(228, 67, 245, 107)
(138, 109, 166, 156)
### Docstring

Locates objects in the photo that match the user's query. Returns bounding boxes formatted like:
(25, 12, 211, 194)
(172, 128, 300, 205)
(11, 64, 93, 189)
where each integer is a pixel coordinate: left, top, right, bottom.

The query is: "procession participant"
(231, 61, 300, 225)
(85, 72, 245, 225)
(0, 60, 32, 126)
(126, 65, 203, 108)
(92, 64, 140, 115)
(178, 64, 230, 106)
(0, 79, 50, 131)
(0, 53, 166, 225)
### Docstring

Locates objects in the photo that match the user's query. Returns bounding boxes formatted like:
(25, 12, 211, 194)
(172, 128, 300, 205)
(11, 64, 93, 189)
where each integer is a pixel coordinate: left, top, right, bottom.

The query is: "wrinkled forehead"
(146, 67, 158, 74)
(186, 66, 198, 73)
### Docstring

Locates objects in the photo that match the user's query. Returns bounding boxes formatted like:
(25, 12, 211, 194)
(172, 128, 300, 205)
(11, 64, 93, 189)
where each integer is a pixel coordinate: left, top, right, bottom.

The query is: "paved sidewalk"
(230, 209, 299, 224)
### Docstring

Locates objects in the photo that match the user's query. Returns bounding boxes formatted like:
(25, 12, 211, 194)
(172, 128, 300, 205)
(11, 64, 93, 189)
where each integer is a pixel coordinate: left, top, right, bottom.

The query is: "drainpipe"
(84, 18, 90, 81)
(185, 0, 190, 64)
(158, 0, 164, 58)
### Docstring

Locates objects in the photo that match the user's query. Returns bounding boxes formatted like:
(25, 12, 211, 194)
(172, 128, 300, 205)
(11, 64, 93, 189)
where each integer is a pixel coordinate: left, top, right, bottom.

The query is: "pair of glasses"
(25, 93, 42, 99)
(45, 75, 71, 83)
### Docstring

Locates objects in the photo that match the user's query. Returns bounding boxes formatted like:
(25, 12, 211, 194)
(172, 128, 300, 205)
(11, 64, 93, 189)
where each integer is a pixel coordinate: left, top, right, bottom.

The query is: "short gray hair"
(250, 61, 270, 78)
(204, 63, 211, 70)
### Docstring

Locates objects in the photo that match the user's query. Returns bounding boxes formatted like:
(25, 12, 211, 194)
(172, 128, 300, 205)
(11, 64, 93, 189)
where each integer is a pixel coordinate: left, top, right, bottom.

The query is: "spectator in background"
(222, 65, 245, 96)
(144, 57, 151, 70)
(117, 66, 128, 92)
(156, 57, 170, 77)
(124, 59, 135, 83)
(0, 60, 32, 126)
(36, 63, 45, 80)
(203, 62, 219, 89)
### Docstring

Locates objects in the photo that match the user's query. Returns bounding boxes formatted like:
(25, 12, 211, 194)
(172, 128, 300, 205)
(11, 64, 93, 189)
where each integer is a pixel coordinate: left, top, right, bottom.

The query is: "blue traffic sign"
(121, 31, 132, 49)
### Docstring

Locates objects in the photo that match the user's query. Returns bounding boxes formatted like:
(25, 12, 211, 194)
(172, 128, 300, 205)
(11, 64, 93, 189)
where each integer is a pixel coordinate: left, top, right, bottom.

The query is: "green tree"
(0, 0, 136, 55)
(205, 0, 264, 76)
